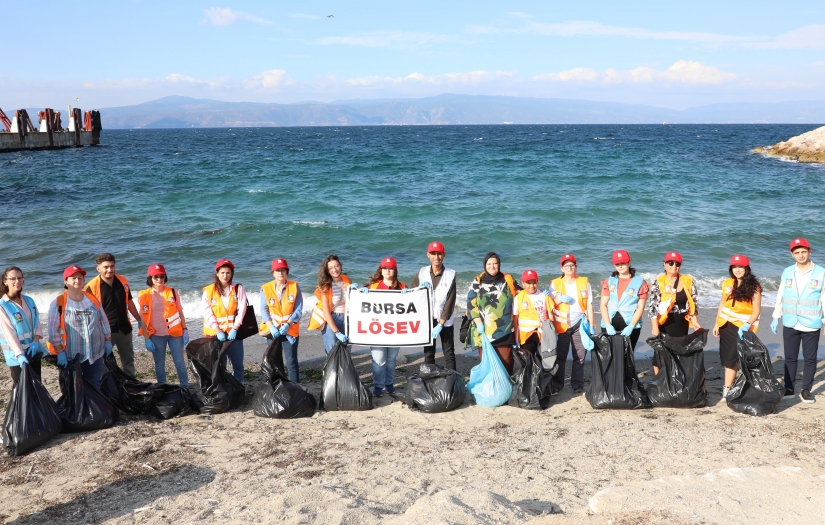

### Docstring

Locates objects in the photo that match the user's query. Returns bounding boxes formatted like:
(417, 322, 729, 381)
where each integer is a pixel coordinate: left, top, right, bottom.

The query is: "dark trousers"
(603, 312, 642, 350)
(476, 344, 515, 374)
(520, 332, 540, 355)
(423, 320, 456, 371)
(783, 326, 820, 392)
(8, 356, 43, 388)
(553, 321, 586, 391)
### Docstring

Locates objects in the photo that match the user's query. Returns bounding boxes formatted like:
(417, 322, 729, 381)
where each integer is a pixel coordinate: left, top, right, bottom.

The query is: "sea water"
(2, 124, 824, 319)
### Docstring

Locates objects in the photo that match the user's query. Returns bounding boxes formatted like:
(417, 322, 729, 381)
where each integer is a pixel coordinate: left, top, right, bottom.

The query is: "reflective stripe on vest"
(780, 264, 825, 330)
(550, 276, 589, 333)
(261, 280, 300, 338)
(604, 275, 643, 329)
(203, 284, 238, 336)
(515, 290, 551, 345)
(138, 287, 184, 338)
(418, 267, 456, 327)
(655, 274, 697, 325)
(0, 295, 39, 365)
(716, 278, 759, 331)
(307, 275, 351, 331)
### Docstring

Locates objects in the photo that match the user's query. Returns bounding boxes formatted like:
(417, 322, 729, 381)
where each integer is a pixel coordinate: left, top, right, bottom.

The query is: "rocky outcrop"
(754, 125, 825, 163)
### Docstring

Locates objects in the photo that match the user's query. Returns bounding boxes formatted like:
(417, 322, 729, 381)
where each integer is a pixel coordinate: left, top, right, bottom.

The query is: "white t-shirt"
(331, 281, 347, 314)
(516, 291, 550, 322)
(565, 281, 592, 326)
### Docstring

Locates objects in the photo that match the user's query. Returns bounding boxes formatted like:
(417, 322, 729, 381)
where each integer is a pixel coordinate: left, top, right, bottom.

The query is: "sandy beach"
(1, 310, 823, 524)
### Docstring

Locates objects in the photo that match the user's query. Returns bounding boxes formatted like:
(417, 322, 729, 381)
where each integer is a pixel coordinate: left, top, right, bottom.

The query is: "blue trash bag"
(467, 335, 513, 407)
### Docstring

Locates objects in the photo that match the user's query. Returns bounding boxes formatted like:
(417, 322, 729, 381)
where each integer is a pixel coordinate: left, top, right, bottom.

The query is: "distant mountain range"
(93, 94, 825, 128)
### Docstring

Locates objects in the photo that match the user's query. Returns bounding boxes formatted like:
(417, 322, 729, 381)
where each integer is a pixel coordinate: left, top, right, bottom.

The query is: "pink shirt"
(202, 284, 247, 331)
(0, 295, 44, 357)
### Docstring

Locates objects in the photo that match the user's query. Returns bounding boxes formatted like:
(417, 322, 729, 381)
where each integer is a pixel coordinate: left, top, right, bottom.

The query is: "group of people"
(1, 238, 821, 406)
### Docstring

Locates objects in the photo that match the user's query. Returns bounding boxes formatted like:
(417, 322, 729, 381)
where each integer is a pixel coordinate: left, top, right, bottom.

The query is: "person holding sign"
(308, 255, 354, 354)
(260, 258, 303, 383)
(467, 252, 519, 374)
(364, 257, 407, 397)
(409, 241, 457, 371)
(202, 259, 248, 383)
(513, 269, 554, 355)
(598, 250, 649, 351)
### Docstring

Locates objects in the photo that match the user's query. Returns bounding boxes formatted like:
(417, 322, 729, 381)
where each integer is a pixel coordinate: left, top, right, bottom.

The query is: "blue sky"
(2, 1, 824, 109)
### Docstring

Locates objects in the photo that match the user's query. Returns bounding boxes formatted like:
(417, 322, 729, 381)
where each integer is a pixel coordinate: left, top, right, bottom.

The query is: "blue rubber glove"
(216, 331, 227, 342)
(348, 283, 361, 290)
(278, 324, 289, 336)
(558, 294, 575, 304)
(605, 325, 617, 336)
(228, 328, 238, 341)
(400, 288, 409, 294)
(335, 331, 348, 343)
(620, 325, 634, 337)
(104, 341, 113, 356)
(26, 341, 43, 357)
(770, 318, 779, 334)
(57, 352, 68, 368)
(16, 354, 29, 366)
(268, 324, 279, 338)
(145, 338, 156, 352)
(738, 323, 751, 340)
(420, 281, 432, 289)
(474, 322, 484, 336)
(432, 324, 443, 340)
(183, 329, 189, 346)
(359, 287, 369, 294)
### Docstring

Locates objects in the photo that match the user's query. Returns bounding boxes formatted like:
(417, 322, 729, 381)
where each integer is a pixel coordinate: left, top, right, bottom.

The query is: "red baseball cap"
(215, 259, 235, 271)
(664, 251, 683, 263)
(147, 264, 166, 276)
(380, 257, 397, 269)
(63, 265, 87, 280)
(790, 238, 811, 251)
(612, 250, 630, 265)
(522, 269, 539, 283)
(427, 241, 445, 254)
(730, 254, 750, 267)
(560, 254, 577, 266)
(271, 258, 289, 271)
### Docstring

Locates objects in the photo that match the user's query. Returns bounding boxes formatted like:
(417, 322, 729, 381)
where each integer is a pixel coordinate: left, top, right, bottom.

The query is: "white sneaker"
(722, 386, 730, 398)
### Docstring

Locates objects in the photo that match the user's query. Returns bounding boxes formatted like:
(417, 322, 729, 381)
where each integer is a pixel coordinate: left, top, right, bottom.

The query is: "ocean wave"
(593, 137, 615, 140)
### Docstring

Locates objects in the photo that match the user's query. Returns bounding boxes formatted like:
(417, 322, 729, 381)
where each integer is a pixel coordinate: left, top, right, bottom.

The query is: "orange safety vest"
(307, 275, 352, 331)
(203, 283, 238, 336)
(137, 287, 184, 338)
(655, 274, 697, 325)
(261, 280, 300, 338)
(45, 291, 102, 355)
(368, 281, 407, 290)
(85, 274, 131, 312)
(549, 276, 589, 333)
(716, 278, 759, 331)
(514, 289, 555, 345)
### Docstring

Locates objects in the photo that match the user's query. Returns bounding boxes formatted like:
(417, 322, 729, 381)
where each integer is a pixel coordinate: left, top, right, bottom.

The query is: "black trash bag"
(100, 354, 165, 415)
(726, 331, 783, 416)
(646, 329, 709, 408)
(508, 349, 553, 409)
(56, 354, 120, 432)
(3, 363, 63, 457)
(252, 338, 316, 418)
(586, 333, 652, 409)
(403, 363, 467, 413)
(186, 337, 244, 414)
(319, 341, 373, 411)
(146, 384, 192, 420)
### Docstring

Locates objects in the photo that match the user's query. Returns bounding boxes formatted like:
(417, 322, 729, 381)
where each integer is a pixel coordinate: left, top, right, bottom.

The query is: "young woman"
(138, 264, 189, 388)
(308, 255, 354, 354)
(513, 269, 554, 355)
(202, 259, 248, 383)
(713, 254, 762, 398)
(260, 258, 303, 383)
(467, 252, 518, 374)
(363, 257, 406, 397)
(0, 266, 46, 386)
(599, 250, 649, 350)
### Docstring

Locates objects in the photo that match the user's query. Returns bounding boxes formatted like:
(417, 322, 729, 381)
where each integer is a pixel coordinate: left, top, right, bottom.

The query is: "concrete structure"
(0, 107, 101, 152)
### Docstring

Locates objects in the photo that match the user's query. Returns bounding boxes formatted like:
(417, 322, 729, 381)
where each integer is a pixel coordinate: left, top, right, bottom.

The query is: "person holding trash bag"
(363, 257, 407, 397)
(260, 258, 303, 383)
(770, 238, 824, 403)
(0, 267, 47, 386)
(467, 252, 519, 374)
(513, 269, 555, 355)
(308, 255, 354, 354)
(410, 241, 458, 371)
(137, 264, 189, 388)
(202, 259, 248, 383)
(713, 254, 762, 398)
(648, 251, 701, 375)
(47, 265, 113, 390)
(548, 254, 594, 394)
(599, 250, 649, 351)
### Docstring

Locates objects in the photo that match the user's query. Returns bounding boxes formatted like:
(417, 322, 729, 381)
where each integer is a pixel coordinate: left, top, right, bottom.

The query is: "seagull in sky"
(327, 14, 334, 18)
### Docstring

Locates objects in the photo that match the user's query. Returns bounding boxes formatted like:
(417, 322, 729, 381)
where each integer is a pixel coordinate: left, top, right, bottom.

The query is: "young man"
(410, 241, 458, 371)
(771, 238, 824, 403)
(0, 266, 47, 386)
(85, 253, 142, 377)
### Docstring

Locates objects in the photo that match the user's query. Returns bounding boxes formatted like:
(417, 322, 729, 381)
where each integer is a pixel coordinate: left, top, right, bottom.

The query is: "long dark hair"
(611, 267, 637, 278)
(213, 266, 234, 294)
(368, 265, 399, 288)
(317, 254, 341, 293)
(729, 266, 761, 304)
(0, 266, 23, 297)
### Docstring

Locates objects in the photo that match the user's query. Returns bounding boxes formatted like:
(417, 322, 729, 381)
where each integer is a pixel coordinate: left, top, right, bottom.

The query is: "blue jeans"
(370, 347, 399, 389)
(220, 339, 245, 384)
(149, 335, 189, 388)
(321, 313, 346, 354)
(81, 357, 104, 391)
(264, 336, 301, 383)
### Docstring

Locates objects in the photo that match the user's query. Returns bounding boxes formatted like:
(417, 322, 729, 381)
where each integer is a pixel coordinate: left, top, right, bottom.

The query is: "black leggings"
(718, 322, 740, 369)
(8, 356, 43, 388)
(603, 312, 642, 350)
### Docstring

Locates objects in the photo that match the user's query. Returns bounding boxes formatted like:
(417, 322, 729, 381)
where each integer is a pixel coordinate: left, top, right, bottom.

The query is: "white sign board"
(346, 287, 432, 347)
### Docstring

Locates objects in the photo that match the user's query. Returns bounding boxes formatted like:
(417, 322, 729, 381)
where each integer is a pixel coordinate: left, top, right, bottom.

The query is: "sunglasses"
(665, 261, 681, 267)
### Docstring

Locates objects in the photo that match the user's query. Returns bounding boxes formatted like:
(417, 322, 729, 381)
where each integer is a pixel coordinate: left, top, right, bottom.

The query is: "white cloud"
(318, 31, 457, 48)
(535, 61, 736, 85)
(202, 7, 271, 26)
(758, 25, 825, 50)
(244, 69, 288, 90)
(346, 70, 516, 87)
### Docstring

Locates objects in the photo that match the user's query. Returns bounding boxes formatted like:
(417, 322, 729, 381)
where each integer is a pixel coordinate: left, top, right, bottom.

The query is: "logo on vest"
(269, 298, 276, 305)
(609, 284, 616, 292)
(288, 295, 295, 302)
(785, 279, 793, 287)
(811, 279, 820, 289)
(142, 305, 149, 313)
(627, 288, 636, 296)
(725, 286, 732, 294)
(580, 290, 587, 297)
(13, 312, 23, 322)
(665, 286, 672, 292)
(522, 301, 528, 308)
(167, 296, 175, 303)
(211, 298, 217, 305)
